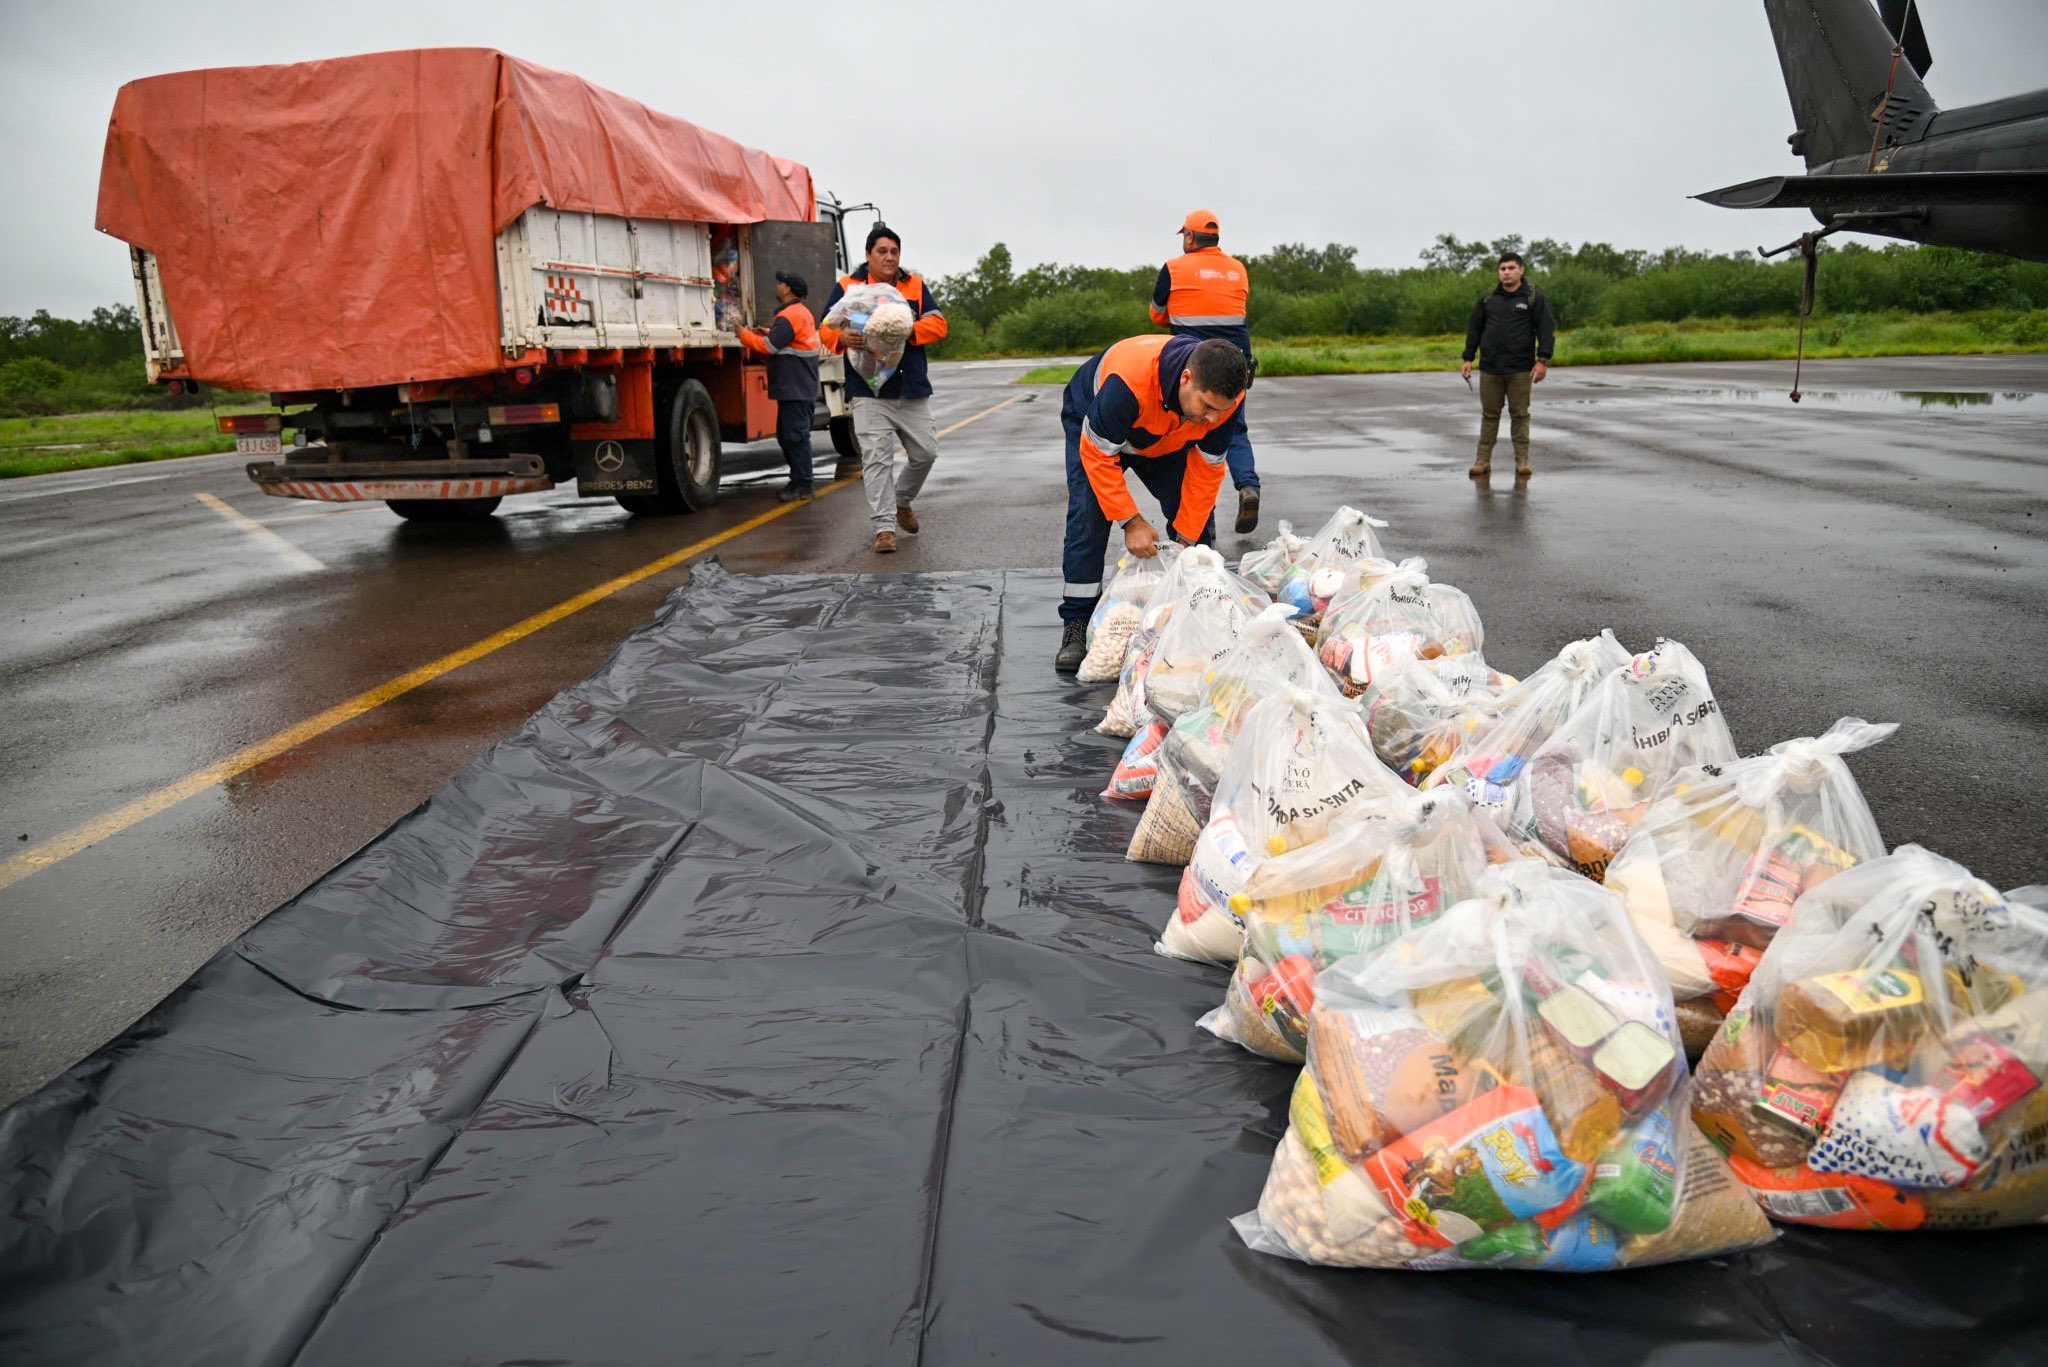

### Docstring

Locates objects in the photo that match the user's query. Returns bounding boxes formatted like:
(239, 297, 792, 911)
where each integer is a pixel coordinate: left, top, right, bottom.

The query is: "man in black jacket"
(1459, 252, 1555, 482)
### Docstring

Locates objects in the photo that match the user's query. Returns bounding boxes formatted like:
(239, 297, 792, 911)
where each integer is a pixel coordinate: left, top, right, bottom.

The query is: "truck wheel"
(829, 414, 861, 463)
(387, 497, 501, 522)
(647, 378, 720, 513)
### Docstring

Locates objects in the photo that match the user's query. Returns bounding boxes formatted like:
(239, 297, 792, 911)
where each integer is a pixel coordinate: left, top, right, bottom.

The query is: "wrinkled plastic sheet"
(3, 564, 2045, 1366)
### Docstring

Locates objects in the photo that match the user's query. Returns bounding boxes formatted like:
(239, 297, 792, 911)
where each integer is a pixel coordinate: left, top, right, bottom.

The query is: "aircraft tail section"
(1765, 0, 1939, 168)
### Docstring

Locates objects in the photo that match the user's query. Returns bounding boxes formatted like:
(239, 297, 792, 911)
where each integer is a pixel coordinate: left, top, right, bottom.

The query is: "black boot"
(1234, 486, 1261, 535)
(1054, 620, 1088, 674)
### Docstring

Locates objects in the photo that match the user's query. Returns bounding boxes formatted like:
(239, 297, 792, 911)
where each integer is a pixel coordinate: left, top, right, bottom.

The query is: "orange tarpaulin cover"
(96, 49, 816, 393)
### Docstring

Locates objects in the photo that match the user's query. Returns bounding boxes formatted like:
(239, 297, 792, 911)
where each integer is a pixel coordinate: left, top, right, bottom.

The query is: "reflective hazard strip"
(1168, 313, 1247, 326)
(771, 344, 823, 356)
(258, 476, 554, 502)
(1198, 448, 1228, 466)
(1062, 581, 1102, 598)
(1080, 419, 1129, 456)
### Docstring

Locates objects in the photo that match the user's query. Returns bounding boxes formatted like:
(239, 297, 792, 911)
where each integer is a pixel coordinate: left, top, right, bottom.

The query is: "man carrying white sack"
(1054, 334, 1249, 673)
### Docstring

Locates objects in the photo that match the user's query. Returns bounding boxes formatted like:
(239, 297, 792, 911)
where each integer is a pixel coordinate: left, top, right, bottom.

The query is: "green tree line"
(0, 305, 170, 416)
(931, 234, 2048, 356)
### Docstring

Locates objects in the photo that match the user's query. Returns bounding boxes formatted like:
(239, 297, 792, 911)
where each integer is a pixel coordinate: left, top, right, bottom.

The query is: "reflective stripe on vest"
(772, 302, 822, 356)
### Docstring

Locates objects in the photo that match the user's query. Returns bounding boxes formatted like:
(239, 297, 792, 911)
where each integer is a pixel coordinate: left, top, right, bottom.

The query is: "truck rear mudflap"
(247, 450, 553, 502)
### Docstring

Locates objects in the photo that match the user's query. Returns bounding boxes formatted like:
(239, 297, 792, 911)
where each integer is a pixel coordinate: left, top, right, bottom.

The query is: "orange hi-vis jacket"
(1062, 334, 1246, 543)
(740, 300, 822, 401)
(1150, 246, 1251, 354)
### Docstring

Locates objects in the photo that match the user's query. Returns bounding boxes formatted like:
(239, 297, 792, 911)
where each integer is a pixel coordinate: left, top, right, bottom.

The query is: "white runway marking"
(195, 491, 327, 572)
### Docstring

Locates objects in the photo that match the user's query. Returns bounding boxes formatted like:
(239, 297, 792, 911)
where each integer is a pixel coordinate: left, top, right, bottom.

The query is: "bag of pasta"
(1157, 690, 1405, 959)
(1507, 638, 1737, 882)
(1606, 719, 1895, 1056)
(1238, 521, 1309, 597)
(1426, 630, 1633, 822)
(1079, 548, 1178, 683)
(1316, 563, 1484, 696)
(1360, 651, 1517, 787)
(822, 282, 916, 391)
(1095, 545, 1226, 737)
(1159, 604, 1338, 792)
(1203, 787, 1510, 1062)
(1691, 846, 2048, 1231)
(1135, 548, 1269, 726)
(1235, 859, 1774, 1270)
(1272, 506, 1392, 624)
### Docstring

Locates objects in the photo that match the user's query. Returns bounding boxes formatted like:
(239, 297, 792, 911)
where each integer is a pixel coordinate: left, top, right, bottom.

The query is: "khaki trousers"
(1476, 370, 1534, 469)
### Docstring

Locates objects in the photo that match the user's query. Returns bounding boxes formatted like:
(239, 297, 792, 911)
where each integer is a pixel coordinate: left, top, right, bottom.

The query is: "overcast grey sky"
(3, 0, 2044, 318)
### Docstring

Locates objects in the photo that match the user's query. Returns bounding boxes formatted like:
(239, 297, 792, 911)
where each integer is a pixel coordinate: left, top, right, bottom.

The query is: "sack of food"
(1315, 563, 1484, 696)
(1203, 787, 1509, 1062)
(823, 282, 916, 391)
(1691, 845, 2048, 1231)
(1360, 652, 1517, 787)
(1607, 719, 1896, 1055)
(1506, 639, 1737, 882)
(1095, 546, 1227, 737)
(1157, 691, 1406, 960)
(1139, 554, 1270, 726)
(1079, 549, 1178, 683)
(1426, 630, 1633, 822)
(1235, 859, 1775, 1270)
(1160, 604, 1338, 792)
(1272, 507, 1392, 623)
(1238, 521, 1309, 597)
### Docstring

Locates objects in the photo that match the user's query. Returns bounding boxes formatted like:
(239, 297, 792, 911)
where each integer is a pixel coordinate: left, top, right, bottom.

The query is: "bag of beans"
(1692, 845, 2048, 1231)
(1235, 859, 1774, 1270)
(1606, 718, 1895, 1056)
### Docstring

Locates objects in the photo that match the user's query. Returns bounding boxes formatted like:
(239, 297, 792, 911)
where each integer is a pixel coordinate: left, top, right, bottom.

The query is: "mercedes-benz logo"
(594, 440, 626, 473)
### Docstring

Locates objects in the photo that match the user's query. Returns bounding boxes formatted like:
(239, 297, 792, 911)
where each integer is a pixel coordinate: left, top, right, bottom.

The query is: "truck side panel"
(498, 207, 723, 353)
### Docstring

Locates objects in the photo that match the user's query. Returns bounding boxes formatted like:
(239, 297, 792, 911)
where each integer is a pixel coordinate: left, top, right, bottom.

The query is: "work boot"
(777, 484, 814, 503)
(873, 530, 898, 554)
(1233, 486, 1260, 535)
(1055, 620, 1088, 674)
(1515, 459, 1532, 482)
(896, 504, 920, 533)
(1468, 461, 1491, 480)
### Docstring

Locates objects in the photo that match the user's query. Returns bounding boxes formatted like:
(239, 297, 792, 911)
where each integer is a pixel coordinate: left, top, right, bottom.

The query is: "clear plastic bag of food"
(1202, 787, 1511, 1062)
(1079, 549, 1178, 683)
(1426, 630, 1633, 823)
(1506, 638, 1737, 882)
(1103, 719, 1169, 800)
(1690, 845, 2048, 1231)
(1159, 604, 1338, 792)
(1157, 691, 1406, 960)
(1095, 546, 1222, 737)
(1315, 563, 1483, 696)
(1238, 521, 1308, 597)
(823, 282, 915, 391)
(1138, 553, 1270, 726)
(1607, 719, 1895, 1056)
(1272, 507, 1392, 623)
(1360, 652, 1517, 788)
(1235, 858, 1775, 1270)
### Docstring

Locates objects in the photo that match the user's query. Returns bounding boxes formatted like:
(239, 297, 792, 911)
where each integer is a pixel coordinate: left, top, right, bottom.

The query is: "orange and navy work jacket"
(1060, 335, 1246, 543)
(740, 300, 822, 401)
(1150, 246, 1251, 355)
(819, 265, 948, 401)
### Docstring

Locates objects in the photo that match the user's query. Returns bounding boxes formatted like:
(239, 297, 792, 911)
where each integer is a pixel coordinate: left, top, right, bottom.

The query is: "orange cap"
(1180, 209, 1220, 235)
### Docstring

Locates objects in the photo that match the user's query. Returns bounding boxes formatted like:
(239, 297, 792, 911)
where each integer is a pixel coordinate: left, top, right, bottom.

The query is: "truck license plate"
(235, 434, 283, 456)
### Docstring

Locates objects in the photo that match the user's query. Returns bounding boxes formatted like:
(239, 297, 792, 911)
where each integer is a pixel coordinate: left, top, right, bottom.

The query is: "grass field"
(0, 405, 266, 479)
(1009, 310, 2048, 384)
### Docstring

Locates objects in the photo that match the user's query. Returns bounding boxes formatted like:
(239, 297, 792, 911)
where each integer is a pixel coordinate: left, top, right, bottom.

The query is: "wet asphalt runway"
(1, 353, 2044, 1105)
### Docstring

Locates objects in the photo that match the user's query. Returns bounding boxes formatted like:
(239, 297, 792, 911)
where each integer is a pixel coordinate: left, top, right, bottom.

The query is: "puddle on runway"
(1569, 385, 2042, 411)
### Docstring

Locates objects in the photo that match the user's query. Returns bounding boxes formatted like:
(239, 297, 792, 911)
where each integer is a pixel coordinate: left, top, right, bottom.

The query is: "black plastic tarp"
(4, 564, 2046, 1366)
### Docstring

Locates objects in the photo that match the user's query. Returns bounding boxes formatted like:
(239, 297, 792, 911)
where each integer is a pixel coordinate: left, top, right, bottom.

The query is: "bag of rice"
(1234, 858, 1775, 1270)
(1606, 718, 1895, 1056)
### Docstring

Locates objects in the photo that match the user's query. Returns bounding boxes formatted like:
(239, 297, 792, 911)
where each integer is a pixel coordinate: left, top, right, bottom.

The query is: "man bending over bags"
(1055, 335, 1249, 672)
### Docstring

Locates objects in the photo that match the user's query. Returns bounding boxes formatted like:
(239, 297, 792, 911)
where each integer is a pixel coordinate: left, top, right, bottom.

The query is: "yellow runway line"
(196, 491, 327, 571)
(0, 392, 1028, 893)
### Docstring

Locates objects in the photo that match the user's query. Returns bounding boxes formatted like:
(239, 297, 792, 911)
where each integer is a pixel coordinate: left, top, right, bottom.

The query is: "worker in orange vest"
(1152, 209, 1260, 533)
(739, 271, 822, 501)
(1054, 334, 1249, 672)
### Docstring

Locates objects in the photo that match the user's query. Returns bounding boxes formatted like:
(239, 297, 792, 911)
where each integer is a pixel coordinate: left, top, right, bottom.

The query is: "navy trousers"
(1224, 395, 1257, 491)
(1059, 414, 1216, 623)
(776, 399, 815, 490)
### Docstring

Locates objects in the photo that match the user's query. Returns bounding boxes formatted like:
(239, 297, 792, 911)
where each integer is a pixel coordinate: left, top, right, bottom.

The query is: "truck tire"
(386, 496, 501, 522)
(829, 413, 861, 470)
(641, 378, 721, 514)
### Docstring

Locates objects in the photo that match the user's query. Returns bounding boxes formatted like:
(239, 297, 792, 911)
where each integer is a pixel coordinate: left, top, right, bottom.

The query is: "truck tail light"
(486, 403, 561, 425)
(514, 367, 534, 385)
(217, 413, 283, 434)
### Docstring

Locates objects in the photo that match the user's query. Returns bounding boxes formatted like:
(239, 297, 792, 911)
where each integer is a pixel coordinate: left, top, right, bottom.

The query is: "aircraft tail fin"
(1765, 0, 1939, 168)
